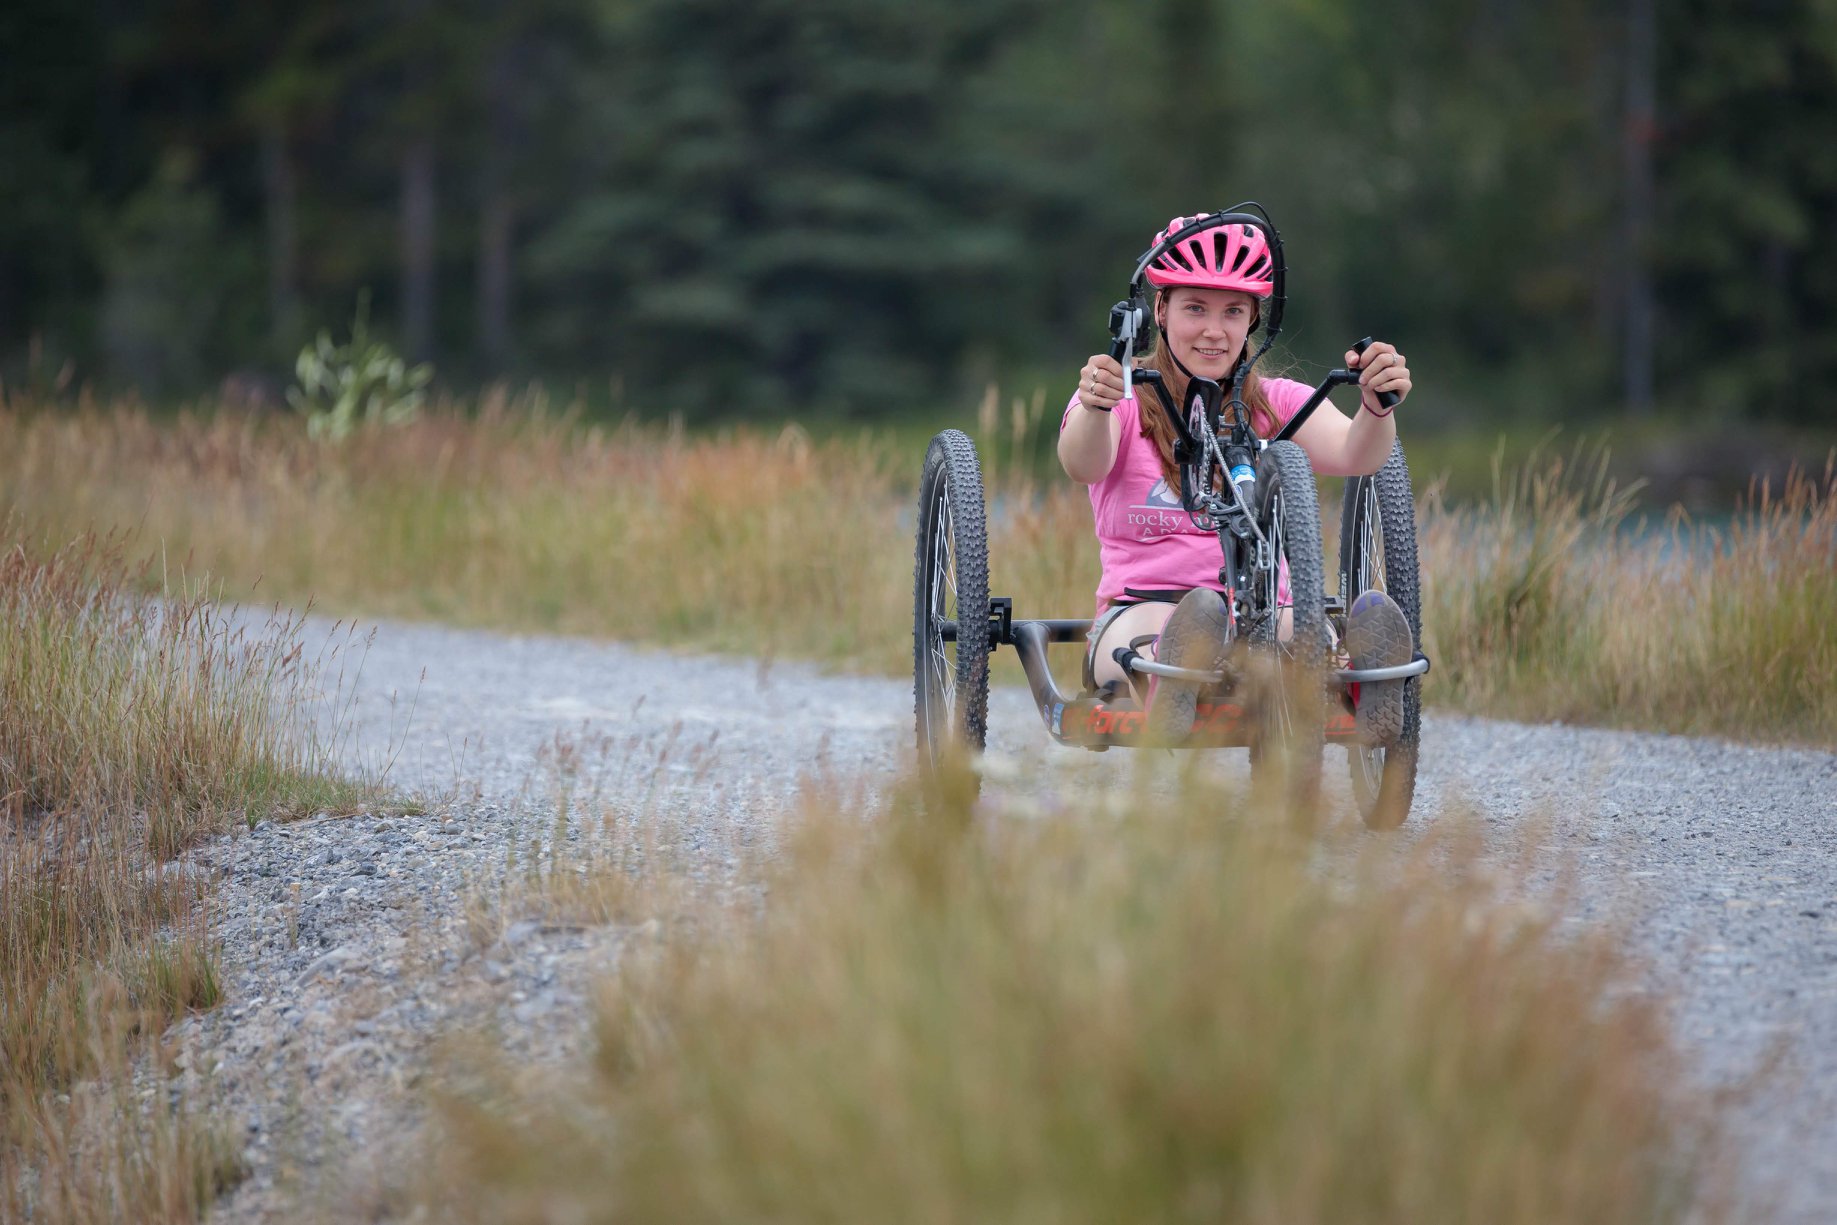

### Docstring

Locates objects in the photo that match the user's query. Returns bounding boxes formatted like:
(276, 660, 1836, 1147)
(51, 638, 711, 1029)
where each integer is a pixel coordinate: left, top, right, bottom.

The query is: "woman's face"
(1158, 287, 1258, 378)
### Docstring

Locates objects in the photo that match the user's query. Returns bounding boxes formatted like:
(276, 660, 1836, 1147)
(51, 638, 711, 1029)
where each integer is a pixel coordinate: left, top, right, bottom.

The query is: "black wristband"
(1081, 397, 1112, 413)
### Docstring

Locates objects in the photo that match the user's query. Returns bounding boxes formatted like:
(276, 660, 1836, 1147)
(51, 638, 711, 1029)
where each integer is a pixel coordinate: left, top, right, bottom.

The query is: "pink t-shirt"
(1062, 377, 1314, 611)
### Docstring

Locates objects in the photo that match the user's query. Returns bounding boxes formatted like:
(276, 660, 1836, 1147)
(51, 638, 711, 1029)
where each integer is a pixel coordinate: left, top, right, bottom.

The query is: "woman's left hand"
(1346, 340, 1411, 413)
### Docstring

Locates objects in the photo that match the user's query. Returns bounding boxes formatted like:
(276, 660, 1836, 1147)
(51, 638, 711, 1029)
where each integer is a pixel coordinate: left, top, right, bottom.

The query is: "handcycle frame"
(936, 359, 1429, 754)
(915, 205, 1430, 824)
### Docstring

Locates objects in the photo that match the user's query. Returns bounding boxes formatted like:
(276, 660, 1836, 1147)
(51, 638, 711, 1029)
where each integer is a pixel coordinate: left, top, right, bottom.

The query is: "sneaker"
(1346, 589, 1413, 746)
(1145, 588, 1231, 745)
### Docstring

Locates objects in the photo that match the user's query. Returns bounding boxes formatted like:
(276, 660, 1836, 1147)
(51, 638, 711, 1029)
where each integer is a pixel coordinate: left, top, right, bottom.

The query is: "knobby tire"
(913, 429, 991, 792)
(1339, 439, 1422, 829)
(1249, 440, 1329, 822)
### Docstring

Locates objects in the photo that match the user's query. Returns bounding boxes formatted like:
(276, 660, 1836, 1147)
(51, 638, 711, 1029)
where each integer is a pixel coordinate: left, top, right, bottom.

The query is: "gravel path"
(179, 616, 1836, 1222)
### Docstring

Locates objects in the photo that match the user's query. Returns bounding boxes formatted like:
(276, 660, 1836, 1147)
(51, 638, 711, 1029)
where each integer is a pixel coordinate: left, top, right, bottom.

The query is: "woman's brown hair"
(1133, 287, 1279, 487)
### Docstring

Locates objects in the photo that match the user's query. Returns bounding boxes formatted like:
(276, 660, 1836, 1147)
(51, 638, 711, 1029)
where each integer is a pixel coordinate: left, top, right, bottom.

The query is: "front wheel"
(1339, 440, 1422, 830)
(1247, 440, 1328, 823)
(914, 430, 991, 790)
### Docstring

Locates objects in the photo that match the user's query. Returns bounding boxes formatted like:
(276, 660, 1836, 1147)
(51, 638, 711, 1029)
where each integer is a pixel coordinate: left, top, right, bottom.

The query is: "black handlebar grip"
(1351, 336, 1401, 411)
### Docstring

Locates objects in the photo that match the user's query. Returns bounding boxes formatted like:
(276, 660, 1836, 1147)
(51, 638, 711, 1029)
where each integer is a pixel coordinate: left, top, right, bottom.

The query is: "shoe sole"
(1348, 592, 1413, 747)
(1145, 594, 1231, 745)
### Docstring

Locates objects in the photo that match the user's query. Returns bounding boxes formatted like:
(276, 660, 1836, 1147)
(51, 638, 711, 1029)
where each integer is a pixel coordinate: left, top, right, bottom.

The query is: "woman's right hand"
(1078, 354, 1126, 411)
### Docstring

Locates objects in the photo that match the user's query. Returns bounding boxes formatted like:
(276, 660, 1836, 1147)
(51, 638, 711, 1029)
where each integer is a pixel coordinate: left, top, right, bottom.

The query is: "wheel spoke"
(1267, 498, 1294, 739)
(927, 486, 958, 732)
(1356, 486, 1385, 769)
(941, 496, 958, 606)
(933, 633, 954, 699)
(1351, 486, 1380, 771)
(1360, 484, 1386, 596)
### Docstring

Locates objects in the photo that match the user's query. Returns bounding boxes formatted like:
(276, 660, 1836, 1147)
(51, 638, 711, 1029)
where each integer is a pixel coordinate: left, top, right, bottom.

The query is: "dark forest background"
(2, 0, 1832, 425)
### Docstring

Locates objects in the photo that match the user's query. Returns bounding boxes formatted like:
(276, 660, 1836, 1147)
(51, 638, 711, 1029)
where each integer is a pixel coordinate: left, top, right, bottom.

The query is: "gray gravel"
(176, 616, 1836, 1222)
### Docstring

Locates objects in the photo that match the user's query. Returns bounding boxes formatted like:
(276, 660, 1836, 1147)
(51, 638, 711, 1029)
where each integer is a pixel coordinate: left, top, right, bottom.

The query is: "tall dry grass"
(466, 723, 742, 946)
(0, 523, 362, 1222)
(2, 389, 914, 670)
(1423, 447, 1837, 742)
(5, 389, 1832, 744)
(412, 767, 1725, 1224)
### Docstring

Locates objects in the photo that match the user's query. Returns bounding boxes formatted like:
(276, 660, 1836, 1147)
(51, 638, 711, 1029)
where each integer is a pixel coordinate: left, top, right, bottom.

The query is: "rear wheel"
(1339, 440, 1422, 830)
(914, 430, 991, 790)
(1248, 440, 1328, 822)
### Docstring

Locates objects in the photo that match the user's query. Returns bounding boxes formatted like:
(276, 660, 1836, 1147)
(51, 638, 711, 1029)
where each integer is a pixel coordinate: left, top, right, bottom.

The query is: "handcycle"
(912, 206, 1430, 828)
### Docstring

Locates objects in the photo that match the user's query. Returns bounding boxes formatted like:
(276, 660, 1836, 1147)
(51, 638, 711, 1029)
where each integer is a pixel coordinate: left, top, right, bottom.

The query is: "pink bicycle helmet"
(1142, 214, 1274, 298)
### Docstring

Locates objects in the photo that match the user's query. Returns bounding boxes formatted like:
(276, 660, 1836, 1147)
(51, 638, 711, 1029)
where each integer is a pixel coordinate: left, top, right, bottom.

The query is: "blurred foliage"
(287, 292, 431, 440)
(0, 0, 1832, 422)
(99, 149, 258, 395)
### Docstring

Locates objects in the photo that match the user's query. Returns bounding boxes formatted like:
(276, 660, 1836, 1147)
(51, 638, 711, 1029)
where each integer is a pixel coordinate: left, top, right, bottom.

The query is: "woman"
(1058, 214, 1414, 744)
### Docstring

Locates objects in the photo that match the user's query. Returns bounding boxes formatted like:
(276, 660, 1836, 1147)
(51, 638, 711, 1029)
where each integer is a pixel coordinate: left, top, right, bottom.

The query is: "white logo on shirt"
(1134, 477, 1183, 511)
(1126, 477, 1191, 538)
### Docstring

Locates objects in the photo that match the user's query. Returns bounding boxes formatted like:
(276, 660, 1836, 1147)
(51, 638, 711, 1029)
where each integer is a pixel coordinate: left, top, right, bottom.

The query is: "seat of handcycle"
(1078, 587, 1208, 700)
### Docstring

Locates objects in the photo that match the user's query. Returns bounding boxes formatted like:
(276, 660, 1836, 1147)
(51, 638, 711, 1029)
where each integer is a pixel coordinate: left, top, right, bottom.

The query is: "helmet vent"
(1139, 211, 1276, 302)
